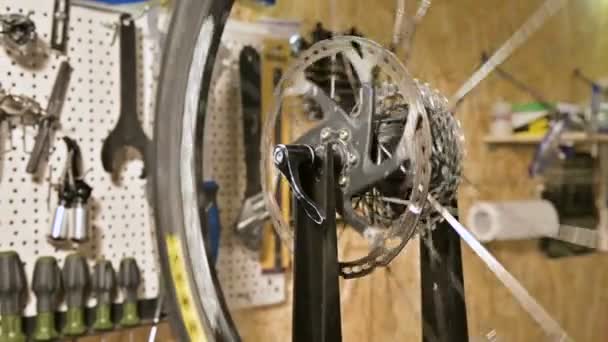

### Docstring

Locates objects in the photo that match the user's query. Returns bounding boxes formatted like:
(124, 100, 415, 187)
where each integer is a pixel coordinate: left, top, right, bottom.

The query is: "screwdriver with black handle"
(0, 251, 28, 342)
(32, 257, 62, 341)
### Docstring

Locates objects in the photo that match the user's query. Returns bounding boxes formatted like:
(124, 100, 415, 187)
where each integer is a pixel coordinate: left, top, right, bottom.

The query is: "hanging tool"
(0, 90, 44, 123)
(49, 137, 93, 244)
(235, 46, 267, 251)
(0, 98, 10, 161)
(92, 260, 116, 331)
(101, 14, 151, 178)
(27, 60, 73, 174)
(0, 251, 27, 342)
(32, 257, 62, 341)
(61, 253, 90, 336)
(50, 0, 70, 53)
(0, 13, 37, 55)
(0, 89, 44, 180)
(72, 177, 92, 243)
(202, 181, 221, 265)
(118, 258, 141, 327)
(49, 137, 81, 242)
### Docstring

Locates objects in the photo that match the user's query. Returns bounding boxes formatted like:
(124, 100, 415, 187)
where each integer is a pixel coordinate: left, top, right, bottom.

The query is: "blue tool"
(202, 181, 221, 265)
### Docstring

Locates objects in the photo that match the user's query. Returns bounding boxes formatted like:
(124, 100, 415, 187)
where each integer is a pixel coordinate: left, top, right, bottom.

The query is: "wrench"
(27, 60, 73, 174)
(235, 46, 267, 250)
(101, 14, 150, 178)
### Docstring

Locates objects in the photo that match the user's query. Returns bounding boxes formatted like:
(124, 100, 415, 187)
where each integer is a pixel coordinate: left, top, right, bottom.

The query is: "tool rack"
(0, 0, 160, 318)
(0, 2, 291, 334)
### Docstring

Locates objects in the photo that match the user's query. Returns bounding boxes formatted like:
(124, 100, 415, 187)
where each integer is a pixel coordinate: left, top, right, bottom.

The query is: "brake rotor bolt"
(320, 128, 331, 140)
(274, 149, 284, 164)
(338, 129, 349, 141)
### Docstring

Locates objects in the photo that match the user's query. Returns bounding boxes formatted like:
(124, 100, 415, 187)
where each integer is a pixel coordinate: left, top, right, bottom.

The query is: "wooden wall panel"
(231, 0, 608, 341)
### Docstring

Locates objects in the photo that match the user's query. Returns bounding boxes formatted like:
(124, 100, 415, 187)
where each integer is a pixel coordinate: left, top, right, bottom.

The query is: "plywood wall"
(231, 0, 608, 341)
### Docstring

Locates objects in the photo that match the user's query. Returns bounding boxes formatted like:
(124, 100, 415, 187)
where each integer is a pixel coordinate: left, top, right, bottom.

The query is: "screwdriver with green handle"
(0, 251, 27, 342)
(118, 258, 140, 327)
(61, 253, 90, 336)
(92, 260, 116, 331)
(32, 257, 62, 341)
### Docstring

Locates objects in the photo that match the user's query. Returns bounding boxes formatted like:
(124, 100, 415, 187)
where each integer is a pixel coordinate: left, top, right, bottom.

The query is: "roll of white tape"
(467, 200, 559, 241)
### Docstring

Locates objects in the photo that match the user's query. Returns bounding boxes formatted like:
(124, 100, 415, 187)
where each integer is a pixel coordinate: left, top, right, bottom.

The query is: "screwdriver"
(92, 260, 116, 331)
(61, 254, 90, 336)
(0, 251, 27, 342)
(31, 257, 62, 341)
(202, 181, 221, 265)
(118, 258, 140, 327)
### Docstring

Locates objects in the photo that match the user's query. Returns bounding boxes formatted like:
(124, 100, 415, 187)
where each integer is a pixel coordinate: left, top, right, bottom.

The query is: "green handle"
(92, 303, 113, 331)
(119, 301, 139, 327)
(32, 312, 58, 341)
(0, 315, 26, 342)
(62, 308, 86, 336)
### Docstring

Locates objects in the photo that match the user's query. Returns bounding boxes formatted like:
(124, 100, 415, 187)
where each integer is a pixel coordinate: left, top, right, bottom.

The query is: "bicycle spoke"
(448, 0, 568, 111)
(427, 194, 572, 341)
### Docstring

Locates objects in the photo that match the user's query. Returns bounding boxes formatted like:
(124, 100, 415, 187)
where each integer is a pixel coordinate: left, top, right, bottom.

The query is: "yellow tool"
(260, 39, 291, 272)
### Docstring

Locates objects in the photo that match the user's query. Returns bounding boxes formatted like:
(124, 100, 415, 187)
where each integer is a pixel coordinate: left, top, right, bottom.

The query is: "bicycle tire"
(152, 0, 239, 341)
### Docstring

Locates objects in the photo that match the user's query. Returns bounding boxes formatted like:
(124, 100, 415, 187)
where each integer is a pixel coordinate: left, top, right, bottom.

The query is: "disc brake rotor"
(262, 36, 463, 278)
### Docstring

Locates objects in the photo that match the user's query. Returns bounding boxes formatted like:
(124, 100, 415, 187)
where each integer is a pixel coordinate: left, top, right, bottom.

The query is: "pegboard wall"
(0, 0, 159, 316)
(204, 19, 299, 309)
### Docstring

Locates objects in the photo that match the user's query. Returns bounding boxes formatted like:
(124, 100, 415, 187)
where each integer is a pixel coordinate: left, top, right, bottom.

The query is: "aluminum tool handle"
(49, 200, 69, 241)
(72, 199, 88, 243)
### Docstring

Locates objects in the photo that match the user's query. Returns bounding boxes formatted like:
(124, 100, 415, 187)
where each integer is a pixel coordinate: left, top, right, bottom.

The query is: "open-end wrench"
(101, 14, 150, 178)
(235, 46, 267, 250)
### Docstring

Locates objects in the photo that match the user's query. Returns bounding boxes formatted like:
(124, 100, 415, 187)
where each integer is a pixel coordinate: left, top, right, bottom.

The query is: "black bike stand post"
(274, 144, 342, 342)
(420, 217, 469, 342)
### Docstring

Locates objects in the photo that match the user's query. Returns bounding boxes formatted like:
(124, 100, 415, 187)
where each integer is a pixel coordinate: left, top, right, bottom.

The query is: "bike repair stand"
(274, 143, 342, 342)
(420, 218, 469, 342)
(275, 143, 468, 342)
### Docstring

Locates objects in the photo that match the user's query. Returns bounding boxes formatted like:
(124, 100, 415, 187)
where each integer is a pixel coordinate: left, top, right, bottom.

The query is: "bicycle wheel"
(152, 0, 238, 340)
(153, 0, 588, 341)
